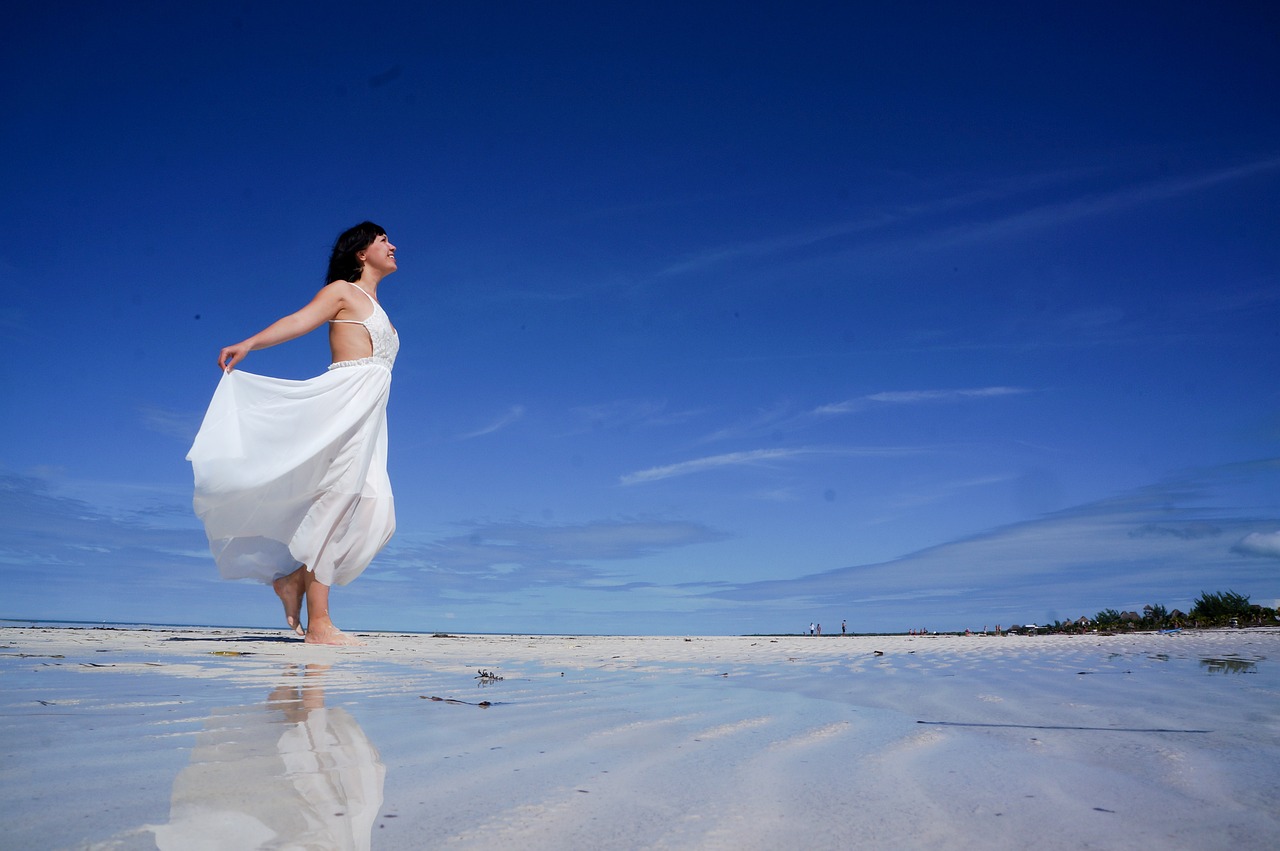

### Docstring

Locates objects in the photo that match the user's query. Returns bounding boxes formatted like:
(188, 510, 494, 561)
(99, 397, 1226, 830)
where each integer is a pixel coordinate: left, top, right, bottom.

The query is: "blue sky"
(2, 1, 1277, 634)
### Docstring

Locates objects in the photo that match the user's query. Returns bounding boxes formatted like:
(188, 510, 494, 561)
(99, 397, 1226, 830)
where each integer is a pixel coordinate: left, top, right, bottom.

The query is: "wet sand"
(1, 626, 1277, 849)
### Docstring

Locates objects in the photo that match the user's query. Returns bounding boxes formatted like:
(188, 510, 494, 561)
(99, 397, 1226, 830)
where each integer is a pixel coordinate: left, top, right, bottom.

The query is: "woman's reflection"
(150, 664, 385, 851)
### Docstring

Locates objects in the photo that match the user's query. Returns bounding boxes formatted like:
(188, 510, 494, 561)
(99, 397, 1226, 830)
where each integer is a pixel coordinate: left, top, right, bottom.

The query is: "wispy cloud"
(383, 518, 728, 595)
(698, 402, 795, 444)
(1234, 530, 1280, 558)
(568, 399, 704, 434)
(815, 386, 1030, 416)
(701, 387, 1030, 444)
(657, 156, 1280, 278)
(139, 405, 202, 441)
(885, 473, 1018, 512)
(655, 167, 1108, 277)
(619, 446, 915, 486)
(921, 156, 1280, 252)
(458, 405, 526, 440)
(0, 473, 215, 619)
(704, 459, 1280, 622)
(657, 214, 895, 277)
(620, 448, 816, 485)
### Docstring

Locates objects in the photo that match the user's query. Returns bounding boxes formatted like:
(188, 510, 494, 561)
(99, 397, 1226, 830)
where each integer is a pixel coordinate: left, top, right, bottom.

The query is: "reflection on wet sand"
(149, 664, 385, 851)
(1199, 656, 1260, 674)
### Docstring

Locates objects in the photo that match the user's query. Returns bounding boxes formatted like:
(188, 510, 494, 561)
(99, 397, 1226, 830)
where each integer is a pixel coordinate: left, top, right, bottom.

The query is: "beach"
(2, 626, 1277, 850)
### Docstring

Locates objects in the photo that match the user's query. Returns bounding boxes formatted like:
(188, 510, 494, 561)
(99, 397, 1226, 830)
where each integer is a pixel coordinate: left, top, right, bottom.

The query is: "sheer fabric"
(187, 293, 398, 586)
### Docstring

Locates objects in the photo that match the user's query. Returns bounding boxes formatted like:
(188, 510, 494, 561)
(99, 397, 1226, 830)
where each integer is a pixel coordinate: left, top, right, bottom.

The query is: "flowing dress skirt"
(187, 365, 394, 587)
(152, 702, 384, 851)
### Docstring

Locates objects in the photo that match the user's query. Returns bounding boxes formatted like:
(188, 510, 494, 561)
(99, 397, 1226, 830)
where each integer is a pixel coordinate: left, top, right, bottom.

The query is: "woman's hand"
(219, 341, 253, 372)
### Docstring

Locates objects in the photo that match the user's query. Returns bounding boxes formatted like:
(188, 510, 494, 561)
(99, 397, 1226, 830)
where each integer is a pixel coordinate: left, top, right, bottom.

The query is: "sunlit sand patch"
(898, 727, 946, 749)
(444, 794, 587, 847)
(693, 716, 773, 741)
(584, 714, 703, 743)
(767, 720, 850, 749)
(91, 699, 190, 711)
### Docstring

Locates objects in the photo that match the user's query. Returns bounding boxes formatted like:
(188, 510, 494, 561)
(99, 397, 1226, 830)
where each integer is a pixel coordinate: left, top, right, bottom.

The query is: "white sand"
(1, 626, 1277, 849)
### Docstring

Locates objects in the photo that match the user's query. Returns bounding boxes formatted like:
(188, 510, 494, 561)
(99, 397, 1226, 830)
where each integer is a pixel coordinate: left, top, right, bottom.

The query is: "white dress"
(151, 701, 385, 851)
(187, 284, 398, 587)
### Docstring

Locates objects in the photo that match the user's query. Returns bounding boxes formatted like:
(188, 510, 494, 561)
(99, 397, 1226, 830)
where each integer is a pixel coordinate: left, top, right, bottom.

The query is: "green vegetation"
(1190, 590, 1254, 623)
(1093, 609, 1122, 628)
(765, 590, 1277, 636)
(1009, 590, 1277, 634)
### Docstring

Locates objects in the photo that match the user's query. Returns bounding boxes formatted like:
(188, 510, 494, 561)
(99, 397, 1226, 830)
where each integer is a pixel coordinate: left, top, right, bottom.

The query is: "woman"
(187, 222, 400, 645)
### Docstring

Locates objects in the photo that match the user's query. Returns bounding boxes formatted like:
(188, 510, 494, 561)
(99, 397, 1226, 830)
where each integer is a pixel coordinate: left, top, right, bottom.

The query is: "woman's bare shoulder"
(315, 280, 357, 304)
(318, 280, 368, 321)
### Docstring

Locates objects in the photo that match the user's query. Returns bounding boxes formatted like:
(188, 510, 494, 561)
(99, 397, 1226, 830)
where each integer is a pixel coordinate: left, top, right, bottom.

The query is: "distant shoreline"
(4, 617, 1277, 640)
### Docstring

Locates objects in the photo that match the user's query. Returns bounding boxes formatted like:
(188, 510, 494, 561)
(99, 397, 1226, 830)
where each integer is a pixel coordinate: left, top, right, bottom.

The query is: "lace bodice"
(328, 283, 399, 370)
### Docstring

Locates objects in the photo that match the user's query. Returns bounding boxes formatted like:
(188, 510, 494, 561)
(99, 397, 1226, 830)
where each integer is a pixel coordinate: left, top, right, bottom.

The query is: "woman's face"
(359, 234, 397, 275)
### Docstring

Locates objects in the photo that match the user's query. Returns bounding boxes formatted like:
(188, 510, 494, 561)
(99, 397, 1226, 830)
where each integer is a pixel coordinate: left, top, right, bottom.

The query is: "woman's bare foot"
(299, 573, 363, 645)
(272, 567, 307, 636)
(304, 615, 365, 646)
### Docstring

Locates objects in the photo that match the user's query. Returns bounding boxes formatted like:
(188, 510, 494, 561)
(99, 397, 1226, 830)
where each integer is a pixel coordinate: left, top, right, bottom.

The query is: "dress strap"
(344, 281, 377, 307)
(329, 281, 378, 325)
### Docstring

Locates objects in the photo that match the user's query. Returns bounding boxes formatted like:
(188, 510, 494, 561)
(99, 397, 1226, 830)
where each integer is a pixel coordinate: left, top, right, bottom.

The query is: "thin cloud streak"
(139, 405, 202, 442)
(657, 213, 896, 277)
(621, 448, 819, 485)
(658, 156, 1280, 278)
(915, 156, 1280, 252)
(567, 399, 705, 435)
(698, 403, 794, 445)
(654, 165, 1103, 277)
(701, 387, 1029, 445)
(620, 446, 918, 486)
(458, 405, 526, 440)
(379, 518, 728, 598)
(815, 386, 1030, 415)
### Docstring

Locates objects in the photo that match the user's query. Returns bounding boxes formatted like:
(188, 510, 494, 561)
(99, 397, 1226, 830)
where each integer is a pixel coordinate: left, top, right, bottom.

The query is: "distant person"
(841, 619, 846, 635)
(809, 622, 815, 636)
(816, 623, 822, 636)
(188, 222, 400, 646)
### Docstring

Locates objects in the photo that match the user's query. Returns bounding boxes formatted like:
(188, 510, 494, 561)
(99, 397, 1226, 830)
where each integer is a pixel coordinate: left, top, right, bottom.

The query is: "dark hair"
(325, 221, 386, 283)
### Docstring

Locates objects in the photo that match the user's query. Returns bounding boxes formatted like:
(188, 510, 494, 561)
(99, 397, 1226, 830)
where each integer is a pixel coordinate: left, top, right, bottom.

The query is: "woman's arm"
(218, 283, 349, 371)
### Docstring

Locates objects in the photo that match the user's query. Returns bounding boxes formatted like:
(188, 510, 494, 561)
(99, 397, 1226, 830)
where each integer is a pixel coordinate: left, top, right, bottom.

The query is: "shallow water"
(1, 628, 1277, 849)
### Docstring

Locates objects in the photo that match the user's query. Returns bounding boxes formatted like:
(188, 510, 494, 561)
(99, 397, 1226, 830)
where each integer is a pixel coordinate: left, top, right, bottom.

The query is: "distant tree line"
(1016, 590, 1277, 634)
